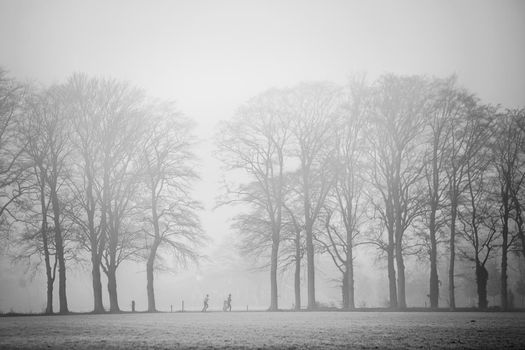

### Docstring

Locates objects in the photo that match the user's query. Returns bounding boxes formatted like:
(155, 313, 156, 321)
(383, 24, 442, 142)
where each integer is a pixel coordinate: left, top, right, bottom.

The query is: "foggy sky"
(0, 0, 524, 312)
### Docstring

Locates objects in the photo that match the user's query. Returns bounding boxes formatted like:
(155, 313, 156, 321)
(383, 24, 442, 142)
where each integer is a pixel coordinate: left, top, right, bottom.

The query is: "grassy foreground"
(1, 311, 525, 349)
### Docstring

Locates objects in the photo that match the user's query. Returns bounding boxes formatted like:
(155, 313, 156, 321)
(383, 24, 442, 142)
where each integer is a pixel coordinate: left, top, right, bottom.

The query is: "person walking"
(202, 294, 209, 312)
(226, 293, 232, 312)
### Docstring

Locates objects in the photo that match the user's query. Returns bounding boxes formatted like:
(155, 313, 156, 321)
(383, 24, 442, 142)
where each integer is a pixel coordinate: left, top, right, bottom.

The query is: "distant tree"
(63, 75, 146, 313)
(61, 74, 107, 313)
(419, 77, 458, 309)
(281, 175, 305, 311)
(0, 68, 27, 241)
(366, 75, 429, 309)
(458, 107, 499, 309)
(98, 82, 145, 313)
(288, 82, 340, 309)
(316, 78, 369, 310)
(141, 103, 202, 312)
(24, 86, 72, 313)
(486, 261, 501, 306)
(217, 89, 289, 311)
(491, 109, 525, 310)
(441, 90, 480, 310)
(516, 278, 525, 308)
(507, 109, 525, 261)
(17, 86, 57, 314)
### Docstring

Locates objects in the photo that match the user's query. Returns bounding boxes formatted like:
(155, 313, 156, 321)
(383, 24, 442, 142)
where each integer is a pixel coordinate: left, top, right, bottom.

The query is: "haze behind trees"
(0, 0, 524, 314)
(1, 68, 525, 313)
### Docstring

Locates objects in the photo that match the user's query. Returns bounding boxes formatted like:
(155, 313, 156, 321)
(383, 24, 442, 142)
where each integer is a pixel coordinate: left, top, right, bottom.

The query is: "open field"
(1, 311, 525, 349)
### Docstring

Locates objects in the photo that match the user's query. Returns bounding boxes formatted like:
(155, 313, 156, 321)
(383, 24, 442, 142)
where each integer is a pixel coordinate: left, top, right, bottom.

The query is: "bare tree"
(23, 86, 72, 313)
(141, 102, 202, 312)
(0, 68, 27, 239)
(61, 74, 107, 313)
(443, 93, 486, 310)
(316, 78, 368, 309)
(457, 106, 499, 309)
(63, 75, 146, 312)
(217, 89, 289, 311)
(492, 109, 524, 310)
(420, 77, 462, 309)
(17, 86, 58, 314)
(366, 75, 429, 309)
(288, 82, 340, 309)
(98, 81, 145, 313)
(281, 175, 305, 311)
(510, 109, 525, 260)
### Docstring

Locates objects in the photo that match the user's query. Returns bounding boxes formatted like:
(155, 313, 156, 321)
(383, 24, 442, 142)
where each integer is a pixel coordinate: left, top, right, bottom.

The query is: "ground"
(1, 311, 525, 349)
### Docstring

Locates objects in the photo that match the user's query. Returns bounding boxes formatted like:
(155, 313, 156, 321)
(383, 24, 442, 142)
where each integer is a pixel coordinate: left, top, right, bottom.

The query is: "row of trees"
(217, 74, 525, 311)
(0, 68, 203, 314)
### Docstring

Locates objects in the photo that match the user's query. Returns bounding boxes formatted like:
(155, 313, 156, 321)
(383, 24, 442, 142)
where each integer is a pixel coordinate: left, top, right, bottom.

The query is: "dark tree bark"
(476, 262, 489, 309)
(49, 178, 68, 314)
(294, 227, 301, 311)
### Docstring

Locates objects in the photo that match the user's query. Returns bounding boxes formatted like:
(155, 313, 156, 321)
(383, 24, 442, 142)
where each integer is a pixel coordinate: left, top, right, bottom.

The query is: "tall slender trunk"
(91, 250, 104, 313)
(387, 237, 397, 308)
(501, 194, 510, 310)
(147, 183, 161, 312)
(86, 159, 104, 314)
(50, 181, 68, 314)
(476, 262, 488, 309)
(303, 168, 316, 309)
(147, 239, 160, 312)
(429, 210, 439, 309)
(107, 265, 120, 312)
(449, 196, 457, 310)
(39, 169, 53, 314)
(345, 238, 355, 310)
(305, 220, 315, 309)
(395, 239, 406, 309)
(342, 273, 348, 309)
(42, 211, 54, 314)
(429, 151, 440, 309)
(269, 230, 279, 311)
(294, 226, 301, 311)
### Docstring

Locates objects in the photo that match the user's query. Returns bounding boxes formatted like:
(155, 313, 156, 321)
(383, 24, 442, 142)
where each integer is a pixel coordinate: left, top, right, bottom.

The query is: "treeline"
(0, 68, 203, 314)
(217, 74, 525, 311)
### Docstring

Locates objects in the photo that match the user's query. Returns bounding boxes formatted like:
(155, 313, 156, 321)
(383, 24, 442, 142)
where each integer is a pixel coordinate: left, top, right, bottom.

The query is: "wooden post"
(131, 300, 135, 313)
(182, 300, 184, 312)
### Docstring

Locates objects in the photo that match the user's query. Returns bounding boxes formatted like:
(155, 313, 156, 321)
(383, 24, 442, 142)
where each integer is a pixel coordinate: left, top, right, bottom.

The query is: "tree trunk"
(294, 229, 301, 311)
(501, 195, 509, 311)
(50, 182, 68, 314)
(342, 272, 348, 309)
(91, 249, 104, 313)
(306, 221, 315, 309)
(476, 262, 489, 309)
(429, 130, 441, 309)
(147, 239, 160, 312)
(387, 238, 397, 308)
(395, 239, 407, 309)
(269, 231, 279, 311)
(39, 171, 53, 314)
(346, 239, 355, 310)
(429, 220, 439, 309)
(449, 199, 457, 310)
(429, 189, 439, 308)
(107, 265, 120, 312)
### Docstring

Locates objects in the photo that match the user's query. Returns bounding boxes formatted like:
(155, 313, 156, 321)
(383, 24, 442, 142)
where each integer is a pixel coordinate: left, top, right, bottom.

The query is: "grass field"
(1, 311, 525, 349)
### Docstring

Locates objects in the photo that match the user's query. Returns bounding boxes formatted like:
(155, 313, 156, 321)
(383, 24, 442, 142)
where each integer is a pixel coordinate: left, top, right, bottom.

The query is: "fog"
(1, 0, 524, 314)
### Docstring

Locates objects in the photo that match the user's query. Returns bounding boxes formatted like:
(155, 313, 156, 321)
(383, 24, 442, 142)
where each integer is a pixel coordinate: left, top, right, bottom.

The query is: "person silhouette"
(227, 293, 232, 312)
(202, 294, 209, 312)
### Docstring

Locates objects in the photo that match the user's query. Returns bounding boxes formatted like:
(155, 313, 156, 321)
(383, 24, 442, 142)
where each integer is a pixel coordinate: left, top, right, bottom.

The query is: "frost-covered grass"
(1, 311, 524, 349)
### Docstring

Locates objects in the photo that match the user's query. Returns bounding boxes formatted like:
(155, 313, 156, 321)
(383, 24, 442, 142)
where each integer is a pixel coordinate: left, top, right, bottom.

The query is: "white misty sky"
(0, 0, 524, 312)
